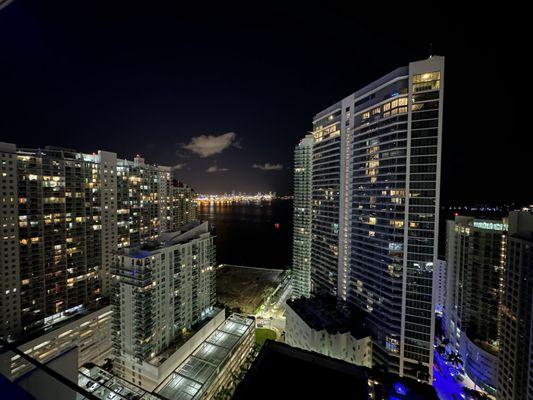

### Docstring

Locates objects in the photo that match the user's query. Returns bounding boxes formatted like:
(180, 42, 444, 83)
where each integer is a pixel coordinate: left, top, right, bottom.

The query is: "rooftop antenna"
(429, 43, 433, 58)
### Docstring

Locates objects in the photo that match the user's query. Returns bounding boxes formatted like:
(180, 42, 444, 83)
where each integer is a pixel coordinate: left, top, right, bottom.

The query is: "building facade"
(444, 216, 506, 394)
(292, 134, 314, 298)
(434, 259, 446, 314)
(498, 210, 533, 400)
(169, 180, 197, 231)
(0, 142, 195, 342)
(111, 221, 216, 388)
(285, 297, 372, 367)
(0, 306, 113, 380)
(154, 313, 255, 400)
(297, 56, 444, 381)
(310, 106, 343, 297)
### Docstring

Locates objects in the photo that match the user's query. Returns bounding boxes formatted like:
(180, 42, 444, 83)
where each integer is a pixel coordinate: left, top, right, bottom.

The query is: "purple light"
(394, 382, 408, 396)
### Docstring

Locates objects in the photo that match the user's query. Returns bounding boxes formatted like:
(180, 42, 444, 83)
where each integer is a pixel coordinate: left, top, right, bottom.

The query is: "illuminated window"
(413, 71, 440, 92)
(391, 220, 404, 229)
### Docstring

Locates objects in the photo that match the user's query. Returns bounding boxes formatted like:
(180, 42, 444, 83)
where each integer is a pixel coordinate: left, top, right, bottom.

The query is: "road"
(255, 279, 292, 340)
(433, 349, 465, 400)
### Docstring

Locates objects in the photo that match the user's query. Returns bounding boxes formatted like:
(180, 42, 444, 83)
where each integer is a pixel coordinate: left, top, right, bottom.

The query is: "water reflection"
(198, 200, 291, 269)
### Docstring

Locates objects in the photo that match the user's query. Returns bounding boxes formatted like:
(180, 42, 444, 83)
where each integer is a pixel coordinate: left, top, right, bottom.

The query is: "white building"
(154, 313, 255, 399)
(285, 297, 372, 367)
(298, 56, 445, 381)
(292, 134, 314, 299)
(111, 221, 217, 390)
(434, 259, 446, 315)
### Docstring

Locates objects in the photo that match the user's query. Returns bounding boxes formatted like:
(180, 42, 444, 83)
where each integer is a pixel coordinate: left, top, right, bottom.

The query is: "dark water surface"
(198, 200, 292, 269)
(199, 198, 469, 269)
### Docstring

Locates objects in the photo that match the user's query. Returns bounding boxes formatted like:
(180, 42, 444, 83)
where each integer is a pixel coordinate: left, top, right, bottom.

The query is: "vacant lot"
(216, 265, 282, 314)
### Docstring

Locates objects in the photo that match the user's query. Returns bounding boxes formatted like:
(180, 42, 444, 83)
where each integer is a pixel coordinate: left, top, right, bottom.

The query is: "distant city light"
(196, 192, 277, 204)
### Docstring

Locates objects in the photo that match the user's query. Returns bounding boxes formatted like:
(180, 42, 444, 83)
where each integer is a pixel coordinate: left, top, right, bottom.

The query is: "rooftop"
(147, 308, 220, 367)
(287, 295, 370, 339)
(78, 365, 159, 400)
(124, 221, 213, 258)
(154, 314, 254, 400)
(233, 341, 438, 400)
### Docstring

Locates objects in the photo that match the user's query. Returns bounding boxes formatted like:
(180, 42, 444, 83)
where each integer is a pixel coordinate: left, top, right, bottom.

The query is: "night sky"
(0, 2, 524, 201)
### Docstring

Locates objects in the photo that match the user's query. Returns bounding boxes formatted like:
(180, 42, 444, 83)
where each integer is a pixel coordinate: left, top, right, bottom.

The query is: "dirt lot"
(216, 265, 282, 314)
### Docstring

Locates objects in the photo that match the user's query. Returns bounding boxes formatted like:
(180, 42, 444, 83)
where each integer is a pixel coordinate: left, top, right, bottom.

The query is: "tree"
(414, 361, 430, 382)
(448, 352, 463, 367)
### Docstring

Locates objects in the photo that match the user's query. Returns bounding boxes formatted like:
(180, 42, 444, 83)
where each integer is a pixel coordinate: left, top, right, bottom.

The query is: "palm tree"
(414, 361, 430, 382)
(448, 352, 463, 367)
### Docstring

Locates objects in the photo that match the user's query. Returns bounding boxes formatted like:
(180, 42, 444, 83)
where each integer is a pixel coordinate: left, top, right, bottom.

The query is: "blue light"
(394, 382, 408, 396)
(391, 92, 399, 97)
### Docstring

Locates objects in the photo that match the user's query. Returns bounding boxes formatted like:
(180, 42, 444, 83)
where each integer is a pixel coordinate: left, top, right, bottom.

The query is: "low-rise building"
(76, 313, 255, 400)
(285, 296, 372, 367)
(233, 340, 438, 400)
(0, 306, 112, 380)
(154, 313, 255, 400)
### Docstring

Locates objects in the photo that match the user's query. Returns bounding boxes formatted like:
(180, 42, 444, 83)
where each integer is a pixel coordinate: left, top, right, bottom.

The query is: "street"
(255, 277, 292, 340)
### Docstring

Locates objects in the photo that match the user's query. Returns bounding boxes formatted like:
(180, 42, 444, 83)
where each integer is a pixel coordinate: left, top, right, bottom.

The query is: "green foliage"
(255, 328, 276, 346)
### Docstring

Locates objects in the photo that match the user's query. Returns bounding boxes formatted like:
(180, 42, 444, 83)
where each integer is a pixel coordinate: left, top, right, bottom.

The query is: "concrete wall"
(0, 306, 112, 380)
(285, 303, 371, 367)
(16, 347, 79, 400)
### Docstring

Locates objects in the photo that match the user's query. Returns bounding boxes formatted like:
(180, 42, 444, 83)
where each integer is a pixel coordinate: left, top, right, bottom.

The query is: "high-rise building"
(498, 210, 533, 400)
(0, 142, 187, 342)
(299, 56, 444, 381)
(292, 134, 314, 298)
(111, 221, 216, 388)
(444, 216, 507, 395)
(433, 259, 446, 315)
(169, 180, 197, 231)
(310, 105, 342, 297)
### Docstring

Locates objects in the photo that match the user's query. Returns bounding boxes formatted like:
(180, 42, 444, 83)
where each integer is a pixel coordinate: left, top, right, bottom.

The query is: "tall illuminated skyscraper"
(169, 180, 197, 231)
(0, 142, 191, 341)
(498, 210, 533, 400)
(445, 216, 507, 395)
(310, 107, 343, 296)
(300, 56, 445, 382)
(111, 221, 216, 388)
(292, 135, 314, 298)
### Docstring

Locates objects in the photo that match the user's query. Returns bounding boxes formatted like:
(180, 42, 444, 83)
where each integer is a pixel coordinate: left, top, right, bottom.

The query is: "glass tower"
(310, 106, 342, 296)
(302, 56, 445, 382)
